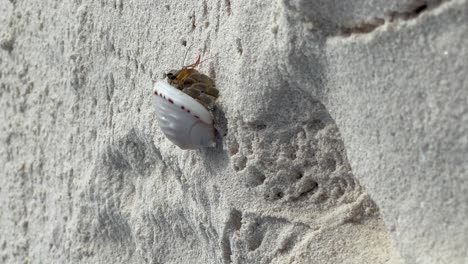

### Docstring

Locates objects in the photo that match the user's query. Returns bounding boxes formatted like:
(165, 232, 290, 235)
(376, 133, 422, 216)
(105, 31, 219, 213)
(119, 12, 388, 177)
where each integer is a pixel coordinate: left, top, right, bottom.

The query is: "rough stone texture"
(0, 0, 466, 263)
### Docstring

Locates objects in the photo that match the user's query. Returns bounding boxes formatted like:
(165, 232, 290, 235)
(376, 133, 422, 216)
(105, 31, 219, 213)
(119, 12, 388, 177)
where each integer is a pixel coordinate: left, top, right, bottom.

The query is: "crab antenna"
(197, 54, 218, 66)
(184, 55, 202, 69)
(184, 54, 219, 69)
(181, 42, 195, 67)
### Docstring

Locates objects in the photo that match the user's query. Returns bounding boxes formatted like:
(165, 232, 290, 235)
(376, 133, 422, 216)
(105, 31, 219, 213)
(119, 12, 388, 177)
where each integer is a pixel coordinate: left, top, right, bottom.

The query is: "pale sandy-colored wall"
(0, 0, 466, 263)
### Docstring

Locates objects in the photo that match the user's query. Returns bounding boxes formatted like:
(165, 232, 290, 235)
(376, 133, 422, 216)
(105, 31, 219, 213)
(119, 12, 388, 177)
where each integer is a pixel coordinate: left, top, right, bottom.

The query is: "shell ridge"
(155, 80, 212, 124)
(153, 81, 215, 149)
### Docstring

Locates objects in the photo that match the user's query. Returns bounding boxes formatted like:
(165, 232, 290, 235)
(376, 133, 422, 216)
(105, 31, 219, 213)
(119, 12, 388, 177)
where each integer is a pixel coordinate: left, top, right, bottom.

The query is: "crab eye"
(166, 73, 176, 80)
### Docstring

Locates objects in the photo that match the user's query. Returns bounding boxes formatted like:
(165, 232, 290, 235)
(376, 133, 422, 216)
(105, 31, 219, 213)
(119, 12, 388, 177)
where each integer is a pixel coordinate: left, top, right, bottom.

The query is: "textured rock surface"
(0, 0, 466, 263)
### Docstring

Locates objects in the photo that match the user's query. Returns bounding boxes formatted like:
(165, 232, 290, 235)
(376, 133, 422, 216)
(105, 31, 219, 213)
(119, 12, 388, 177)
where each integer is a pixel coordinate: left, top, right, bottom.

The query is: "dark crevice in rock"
(340, 0, 449, 37)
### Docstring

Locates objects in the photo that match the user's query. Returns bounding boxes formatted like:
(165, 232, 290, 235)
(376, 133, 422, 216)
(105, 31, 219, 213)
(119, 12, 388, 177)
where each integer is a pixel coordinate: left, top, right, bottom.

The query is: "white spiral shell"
(153, 80, 215, 149)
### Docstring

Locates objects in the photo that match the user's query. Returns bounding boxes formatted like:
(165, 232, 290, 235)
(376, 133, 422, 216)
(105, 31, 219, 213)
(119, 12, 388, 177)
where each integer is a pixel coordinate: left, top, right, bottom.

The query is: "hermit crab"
(153, 56, 220, 149)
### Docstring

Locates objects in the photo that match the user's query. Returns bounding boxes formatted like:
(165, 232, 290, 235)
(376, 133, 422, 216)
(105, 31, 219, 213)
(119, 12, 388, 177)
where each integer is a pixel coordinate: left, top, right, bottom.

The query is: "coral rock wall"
(1, 0, 467, 263)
